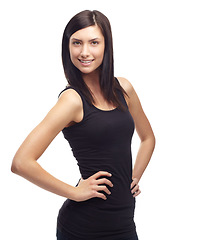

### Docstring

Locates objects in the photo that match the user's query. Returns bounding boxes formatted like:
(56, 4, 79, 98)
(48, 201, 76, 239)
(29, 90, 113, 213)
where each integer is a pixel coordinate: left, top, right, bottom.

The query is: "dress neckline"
(92, 104, 118, 112)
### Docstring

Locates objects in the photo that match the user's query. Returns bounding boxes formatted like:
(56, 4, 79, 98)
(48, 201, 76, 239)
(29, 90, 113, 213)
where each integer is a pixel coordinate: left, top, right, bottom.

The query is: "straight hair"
(62, 10, 128, 110)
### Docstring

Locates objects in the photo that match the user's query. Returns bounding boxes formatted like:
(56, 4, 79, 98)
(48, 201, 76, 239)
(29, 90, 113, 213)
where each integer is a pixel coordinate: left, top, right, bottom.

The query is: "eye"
(91, 41, 99, 45)
(72, 41, 81, 46)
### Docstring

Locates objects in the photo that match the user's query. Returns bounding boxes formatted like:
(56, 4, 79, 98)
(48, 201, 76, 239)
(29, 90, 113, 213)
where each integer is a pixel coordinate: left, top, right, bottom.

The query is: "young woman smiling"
(11, 10, 155, 240)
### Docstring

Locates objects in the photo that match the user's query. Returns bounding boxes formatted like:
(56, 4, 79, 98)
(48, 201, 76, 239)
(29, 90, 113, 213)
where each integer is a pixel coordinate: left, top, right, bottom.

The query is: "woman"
(11, 10, 155, 240)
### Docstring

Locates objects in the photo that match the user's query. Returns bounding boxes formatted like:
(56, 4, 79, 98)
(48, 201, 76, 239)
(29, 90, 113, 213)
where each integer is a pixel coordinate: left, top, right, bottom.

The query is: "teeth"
(80, 60, 93, 63)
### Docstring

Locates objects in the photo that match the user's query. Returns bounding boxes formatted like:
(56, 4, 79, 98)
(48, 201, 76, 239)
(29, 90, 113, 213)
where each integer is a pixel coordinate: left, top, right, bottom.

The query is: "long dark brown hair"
(62, 10, 127, 110)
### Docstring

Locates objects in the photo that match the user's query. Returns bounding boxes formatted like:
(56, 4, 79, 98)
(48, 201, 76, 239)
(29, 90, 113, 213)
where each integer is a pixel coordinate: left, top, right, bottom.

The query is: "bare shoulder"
(117, 76, 141, 110)
(50, 88, 83, 126)
(58, 88, 83, 112)
(117, 77, 139, 100)
(117, 77, 135, 95)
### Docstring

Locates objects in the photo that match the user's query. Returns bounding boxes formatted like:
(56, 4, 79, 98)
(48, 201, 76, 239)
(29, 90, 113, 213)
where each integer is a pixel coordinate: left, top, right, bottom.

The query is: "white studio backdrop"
(1, 0, 202, 239)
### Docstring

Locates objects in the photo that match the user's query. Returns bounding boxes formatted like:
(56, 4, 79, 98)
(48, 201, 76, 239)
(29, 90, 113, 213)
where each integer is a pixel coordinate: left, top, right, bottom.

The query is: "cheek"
(69, 47, 79, 61)
(93, 47, 105, 60)
(69, 50, 81, 67)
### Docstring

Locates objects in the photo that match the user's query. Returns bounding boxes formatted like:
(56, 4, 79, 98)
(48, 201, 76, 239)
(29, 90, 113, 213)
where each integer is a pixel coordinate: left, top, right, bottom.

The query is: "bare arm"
(118, 77, 156, 196)
(11, 89, 113, 201)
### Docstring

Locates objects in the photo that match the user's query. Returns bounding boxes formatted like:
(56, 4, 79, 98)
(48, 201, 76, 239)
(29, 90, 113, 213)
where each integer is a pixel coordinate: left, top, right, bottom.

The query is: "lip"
(78, 59, 94, 66)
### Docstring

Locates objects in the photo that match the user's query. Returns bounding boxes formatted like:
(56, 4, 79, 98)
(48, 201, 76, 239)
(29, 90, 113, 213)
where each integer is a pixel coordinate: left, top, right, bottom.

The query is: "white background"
(1, 0, 202, 239)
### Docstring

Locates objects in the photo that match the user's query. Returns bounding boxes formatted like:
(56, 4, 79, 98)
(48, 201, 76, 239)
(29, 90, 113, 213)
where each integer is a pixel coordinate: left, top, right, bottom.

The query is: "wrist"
(67, 185, 78, 200)
(132, 176, 140, 183)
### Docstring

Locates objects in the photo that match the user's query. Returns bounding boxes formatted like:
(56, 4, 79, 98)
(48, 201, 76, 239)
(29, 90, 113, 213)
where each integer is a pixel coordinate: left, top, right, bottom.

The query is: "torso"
(57, 78, 137, 239)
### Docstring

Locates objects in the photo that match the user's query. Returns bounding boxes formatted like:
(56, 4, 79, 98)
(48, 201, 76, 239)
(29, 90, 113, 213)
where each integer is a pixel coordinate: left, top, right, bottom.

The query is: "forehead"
(70, 25, 104, 40)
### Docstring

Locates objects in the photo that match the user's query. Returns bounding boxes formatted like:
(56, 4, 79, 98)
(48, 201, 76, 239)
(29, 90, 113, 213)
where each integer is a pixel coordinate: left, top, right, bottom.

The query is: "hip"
(57, 198, 136, 240)
(58, 197, 136, 224)
(56, 229, 139, 240)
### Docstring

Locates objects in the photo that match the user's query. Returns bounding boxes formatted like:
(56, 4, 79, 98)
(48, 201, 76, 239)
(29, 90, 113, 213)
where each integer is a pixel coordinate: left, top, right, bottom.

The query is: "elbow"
(141, 133, 156, 151)
(11, 157, 24, 175)
(11, 159, 20, 174)
(148, 129, 156, 148)
(150, 133, 156, 152)
(11, 155, 36, 175)
(152, 134, 156, 149)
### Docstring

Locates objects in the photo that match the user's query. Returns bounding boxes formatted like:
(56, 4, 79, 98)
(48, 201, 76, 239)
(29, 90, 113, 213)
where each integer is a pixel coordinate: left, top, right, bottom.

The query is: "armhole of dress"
(115, 77, 129, 109)
(58, 86, 86, 123)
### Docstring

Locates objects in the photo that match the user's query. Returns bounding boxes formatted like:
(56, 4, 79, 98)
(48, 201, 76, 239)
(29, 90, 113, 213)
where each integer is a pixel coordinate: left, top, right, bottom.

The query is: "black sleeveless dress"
(57, 79, 137, 240)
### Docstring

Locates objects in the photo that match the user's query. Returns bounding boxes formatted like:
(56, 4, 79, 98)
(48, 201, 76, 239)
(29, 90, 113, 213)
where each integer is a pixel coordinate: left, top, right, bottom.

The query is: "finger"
(132, 186, 140, 196)
(93, 171, 112, 179)
(94, 191, 107, 200)
(133, 189, 141, 197)
(96, 178, 113, 187)
(131, 184, 139, 194)
(136, 189, 141, 196)
(96, 185, 111, 195)
(130, 179, 138, 189)
(130, 181, 136, 189)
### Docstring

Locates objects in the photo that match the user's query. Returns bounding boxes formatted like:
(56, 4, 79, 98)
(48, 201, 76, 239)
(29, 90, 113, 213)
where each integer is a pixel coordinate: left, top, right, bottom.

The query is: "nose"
(80, 44, 90, 58)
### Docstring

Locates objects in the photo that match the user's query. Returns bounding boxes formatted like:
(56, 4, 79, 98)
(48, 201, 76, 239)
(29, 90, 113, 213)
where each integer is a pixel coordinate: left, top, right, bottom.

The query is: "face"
(69, 25, 105, 75)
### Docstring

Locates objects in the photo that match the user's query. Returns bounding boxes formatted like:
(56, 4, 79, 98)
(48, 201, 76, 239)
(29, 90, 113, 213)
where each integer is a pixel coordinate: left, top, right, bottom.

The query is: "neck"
(82, 69, 101, 92)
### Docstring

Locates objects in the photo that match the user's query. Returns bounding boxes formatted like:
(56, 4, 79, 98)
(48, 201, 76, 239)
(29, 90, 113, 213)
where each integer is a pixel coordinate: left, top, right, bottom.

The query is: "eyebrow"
(71, 37, 100, 42)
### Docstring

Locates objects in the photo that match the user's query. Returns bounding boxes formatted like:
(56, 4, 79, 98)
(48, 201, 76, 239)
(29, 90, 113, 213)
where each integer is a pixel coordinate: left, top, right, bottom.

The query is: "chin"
(79, 68, 93, 75)
(78, 66, 102, 75)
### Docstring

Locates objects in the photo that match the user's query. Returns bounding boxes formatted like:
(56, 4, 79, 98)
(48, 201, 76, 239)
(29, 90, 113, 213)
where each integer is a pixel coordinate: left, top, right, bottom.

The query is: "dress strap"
(115, 78, 129, 109)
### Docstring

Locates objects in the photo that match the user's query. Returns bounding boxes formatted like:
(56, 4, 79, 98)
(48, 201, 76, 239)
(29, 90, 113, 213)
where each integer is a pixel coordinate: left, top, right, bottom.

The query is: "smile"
(78, 59, 94, 64)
